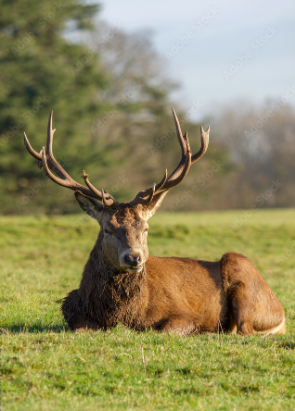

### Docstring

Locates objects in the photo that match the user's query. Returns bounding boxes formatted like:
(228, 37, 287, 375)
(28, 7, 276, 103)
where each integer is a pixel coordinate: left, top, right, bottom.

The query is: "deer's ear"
(142, 191, 168, 220)
(74, 191, 104, 222)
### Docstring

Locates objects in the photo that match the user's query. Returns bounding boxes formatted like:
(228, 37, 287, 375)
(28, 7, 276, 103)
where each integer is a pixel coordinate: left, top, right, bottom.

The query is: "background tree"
(0, 0, 107, 213)
(214, 101, 295, 210)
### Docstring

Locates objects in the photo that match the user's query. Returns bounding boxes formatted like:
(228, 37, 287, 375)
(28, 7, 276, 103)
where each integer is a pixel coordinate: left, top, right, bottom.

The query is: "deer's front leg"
(152, 314, 201, 336)
(62, 289, 100, 331)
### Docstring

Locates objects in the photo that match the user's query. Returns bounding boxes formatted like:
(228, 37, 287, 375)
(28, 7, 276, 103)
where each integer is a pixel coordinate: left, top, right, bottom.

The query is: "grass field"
(1, 209, 295, 410)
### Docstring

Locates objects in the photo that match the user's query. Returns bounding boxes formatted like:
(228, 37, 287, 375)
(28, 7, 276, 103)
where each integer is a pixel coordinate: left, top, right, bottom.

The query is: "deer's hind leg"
(221, 252, 285, 335)
(62, 289, 99, 331)
(227, 281, 256, 335)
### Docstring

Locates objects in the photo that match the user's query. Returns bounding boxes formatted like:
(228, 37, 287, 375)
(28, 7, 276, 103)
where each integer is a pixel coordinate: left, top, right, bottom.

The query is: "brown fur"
(62, 203, 285, 336)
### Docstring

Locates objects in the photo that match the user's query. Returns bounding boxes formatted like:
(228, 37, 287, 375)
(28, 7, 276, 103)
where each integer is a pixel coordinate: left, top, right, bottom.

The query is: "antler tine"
(41, 147, 92, 195)
(171, 107, 188, 156)
(129, 109, 209, 207)
(83, 171, 116, 206)
(83, 170, 102, 197)
(164, 139, 192, 189)
(24, 132, 42, 161)
(134, 184, 156, 206)
(191, 126, 210, 164)
(101, 189, 107, 206)
(143, 183, 156, 205)
(129, 170, 167, 206)
(24, 111, 117, 206)
(24, 112, 72, 179)
(155, 169, 168, 191)
(46, 110, 56, 157)
(41, 147, 73, 189)
(43, 112, 73, 179)
(158, 112, 192, 188)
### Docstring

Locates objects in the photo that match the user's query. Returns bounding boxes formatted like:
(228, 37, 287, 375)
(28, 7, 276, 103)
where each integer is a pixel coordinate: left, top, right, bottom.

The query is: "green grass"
(1, 209, 295, 410)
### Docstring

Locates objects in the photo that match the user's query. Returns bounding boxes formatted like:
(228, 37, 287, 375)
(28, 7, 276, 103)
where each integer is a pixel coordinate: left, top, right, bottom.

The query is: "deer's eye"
(143, 228, 148, 236)
(104, 228, 113, 235)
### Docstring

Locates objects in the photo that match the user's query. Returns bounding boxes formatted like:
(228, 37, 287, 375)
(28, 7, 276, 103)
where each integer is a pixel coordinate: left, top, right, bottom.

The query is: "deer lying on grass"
(24, 110, 285, 335)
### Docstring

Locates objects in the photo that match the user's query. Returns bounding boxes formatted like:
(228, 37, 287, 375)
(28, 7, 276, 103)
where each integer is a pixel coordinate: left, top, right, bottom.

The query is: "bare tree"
(213, 101, 295, 209)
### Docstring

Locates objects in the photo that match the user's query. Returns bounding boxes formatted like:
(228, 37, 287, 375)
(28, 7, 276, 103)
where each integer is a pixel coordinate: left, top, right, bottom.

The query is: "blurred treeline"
(0, 0, 294, 215)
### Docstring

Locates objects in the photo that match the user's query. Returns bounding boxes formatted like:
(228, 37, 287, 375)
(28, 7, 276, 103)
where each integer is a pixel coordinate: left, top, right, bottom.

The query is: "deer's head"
(24, 109, 209, 272)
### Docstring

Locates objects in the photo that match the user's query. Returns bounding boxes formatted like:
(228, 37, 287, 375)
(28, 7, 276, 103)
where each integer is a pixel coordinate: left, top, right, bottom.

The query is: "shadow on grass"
(278, 341, 295, 350)
(0, 323, 69, 334)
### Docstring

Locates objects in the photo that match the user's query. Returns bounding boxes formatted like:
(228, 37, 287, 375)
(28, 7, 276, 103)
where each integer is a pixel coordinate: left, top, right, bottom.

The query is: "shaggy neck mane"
(79, 230, 147, 329)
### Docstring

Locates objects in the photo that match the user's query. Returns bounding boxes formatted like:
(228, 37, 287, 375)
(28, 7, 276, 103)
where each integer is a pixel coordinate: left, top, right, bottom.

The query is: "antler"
(130, 108, 210, 206)
(24, 111, 117, 206)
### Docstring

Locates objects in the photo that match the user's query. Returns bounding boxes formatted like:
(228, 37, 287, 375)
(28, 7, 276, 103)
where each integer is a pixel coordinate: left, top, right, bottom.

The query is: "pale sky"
(99, 0, 295, 121)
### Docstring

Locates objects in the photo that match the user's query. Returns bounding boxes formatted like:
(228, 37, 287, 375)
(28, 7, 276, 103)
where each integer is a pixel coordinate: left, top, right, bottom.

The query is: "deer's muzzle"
(120, 250, 144, 272)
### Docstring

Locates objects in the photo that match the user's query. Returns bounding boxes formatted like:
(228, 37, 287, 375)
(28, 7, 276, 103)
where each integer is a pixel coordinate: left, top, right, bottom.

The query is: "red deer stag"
(24, 110, 285, 335)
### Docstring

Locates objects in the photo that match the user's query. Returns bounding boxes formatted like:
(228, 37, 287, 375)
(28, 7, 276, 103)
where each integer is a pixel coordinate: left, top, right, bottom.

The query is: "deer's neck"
(80, 232, 147, 329)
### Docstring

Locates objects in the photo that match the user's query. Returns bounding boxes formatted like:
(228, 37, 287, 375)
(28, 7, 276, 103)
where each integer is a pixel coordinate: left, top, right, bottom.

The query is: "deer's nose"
(125, 255, 141, 267)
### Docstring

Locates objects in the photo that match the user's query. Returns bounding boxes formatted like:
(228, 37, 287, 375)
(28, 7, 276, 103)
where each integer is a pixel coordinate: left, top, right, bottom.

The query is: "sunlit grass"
(1, 209, 295, 410)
